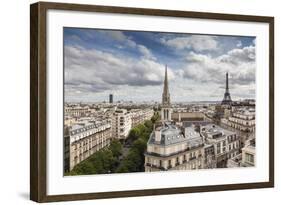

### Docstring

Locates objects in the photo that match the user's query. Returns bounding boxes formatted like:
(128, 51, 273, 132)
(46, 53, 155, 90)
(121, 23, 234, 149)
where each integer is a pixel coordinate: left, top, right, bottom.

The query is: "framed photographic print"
(30, 1, 274, 202)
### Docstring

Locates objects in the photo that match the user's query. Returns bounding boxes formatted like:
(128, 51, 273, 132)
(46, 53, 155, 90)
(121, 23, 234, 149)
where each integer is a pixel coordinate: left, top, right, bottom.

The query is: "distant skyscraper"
(221, 72, 232, 105)
(109, 94, 113, 103)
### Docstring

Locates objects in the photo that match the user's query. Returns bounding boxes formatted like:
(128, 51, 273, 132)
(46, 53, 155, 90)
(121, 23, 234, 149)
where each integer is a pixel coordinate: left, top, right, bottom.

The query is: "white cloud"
(65, 44, 255, 102)
(160, 35, 218, 51)
(100, 31, 156, 60)
(236, 40, 242, 47)
(64, 45, 174, 99)
(137, 45, 156, 60)
(219, 45, 255, 65)
(126, 39, 137, 48)
(181, 45, 256, 99)
(98, 30, 128, 42)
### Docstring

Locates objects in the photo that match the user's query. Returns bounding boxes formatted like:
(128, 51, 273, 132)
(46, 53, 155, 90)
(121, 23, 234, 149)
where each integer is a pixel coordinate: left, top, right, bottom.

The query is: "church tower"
(221, 72, 232, 105)
(161, 65, 172, 121)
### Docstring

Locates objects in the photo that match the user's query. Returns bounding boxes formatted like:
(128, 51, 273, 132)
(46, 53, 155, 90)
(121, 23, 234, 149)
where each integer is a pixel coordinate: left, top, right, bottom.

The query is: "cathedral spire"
(162, 65, 170, 106)
(161, 65, 172, 121)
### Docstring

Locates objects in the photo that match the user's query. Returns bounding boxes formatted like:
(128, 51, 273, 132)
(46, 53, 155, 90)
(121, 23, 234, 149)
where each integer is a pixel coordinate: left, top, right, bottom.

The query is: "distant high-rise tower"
(109, 94, 113, 103)
(221, 72, 232, 105)
(161, 65, 172, 121)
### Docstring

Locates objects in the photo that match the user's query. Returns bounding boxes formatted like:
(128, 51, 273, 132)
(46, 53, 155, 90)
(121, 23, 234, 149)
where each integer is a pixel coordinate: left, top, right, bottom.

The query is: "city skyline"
(64, 28, 256, 103)
(64, 59, 256, 174)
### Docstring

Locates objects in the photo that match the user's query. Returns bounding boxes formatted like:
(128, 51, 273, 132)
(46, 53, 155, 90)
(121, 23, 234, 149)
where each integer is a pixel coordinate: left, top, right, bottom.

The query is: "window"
(192, 163, 196, 169)
(217, 143, 221, 154)
(245, 153, 254, 163)
(190, 152, 194, 159)
(154, 147, 158, 152)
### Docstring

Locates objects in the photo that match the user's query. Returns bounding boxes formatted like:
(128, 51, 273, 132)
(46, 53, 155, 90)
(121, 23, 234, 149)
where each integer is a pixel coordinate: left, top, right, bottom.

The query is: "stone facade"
(64, 120, 112, 172)
(131, 109, 154, 127)
(145, 125, 205, 172)
(111, 109, 132, 140)
(241, 138, 255, 167)
(65, 105, 89, 117)
(221, 108, 255, 132)
(200, 124, 241, 168)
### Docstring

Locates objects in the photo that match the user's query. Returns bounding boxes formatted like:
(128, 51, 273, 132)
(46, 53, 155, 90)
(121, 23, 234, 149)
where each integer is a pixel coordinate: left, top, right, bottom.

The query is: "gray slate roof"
(148, 123, 187, 146)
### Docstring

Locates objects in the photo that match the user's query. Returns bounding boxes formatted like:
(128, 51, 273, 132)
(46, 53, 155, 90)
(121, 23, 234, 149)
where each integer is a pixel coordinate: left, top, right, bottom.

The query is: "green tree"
(151, 112, 160, 123)
(68, 148, 118, 175)
(144, 120, 153, 131)
(101, 149, 116, 173)
(133, 138, 147, 154)
(109, 139, 122, 158)
(126, 127, 140, 144)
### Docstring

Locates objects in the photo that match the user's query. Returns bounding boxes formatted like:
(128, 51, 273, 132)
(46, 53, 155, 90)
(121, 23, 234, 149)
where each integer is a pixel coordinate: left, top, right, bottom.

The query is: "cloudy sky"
(64, 28, 256, 103)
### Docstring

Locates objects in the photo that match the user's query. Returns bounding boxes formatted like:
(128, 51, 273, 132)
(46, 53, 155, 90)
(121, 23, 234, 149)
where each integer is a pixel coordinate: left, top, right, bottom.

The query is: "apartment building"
(144, 123, 205, 172)
(65, 105, 89, 117)
(200, 124, 241, 168)
(111, 109, 132, 140)
(130, 109, 154, 127)
(64, 120, 111, 172)
(221, 108, 255, 132)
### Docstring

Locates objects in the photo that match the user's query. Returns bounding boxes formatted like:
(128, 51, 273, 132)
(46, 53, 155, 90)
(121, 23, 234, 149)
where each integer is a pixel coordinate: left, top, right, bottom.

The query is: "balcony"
(145, 163, 167, 171)
(189, 156, 196, 160)
(145, 147, 192, 158)
(159, 167, 166, 171)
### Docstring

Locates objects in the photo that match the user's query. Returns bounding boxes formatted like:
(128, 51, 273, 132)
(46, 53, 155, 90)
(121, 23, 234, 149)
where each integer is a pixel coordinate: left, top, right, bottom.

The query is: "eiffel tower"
(221, 72, 232, 105)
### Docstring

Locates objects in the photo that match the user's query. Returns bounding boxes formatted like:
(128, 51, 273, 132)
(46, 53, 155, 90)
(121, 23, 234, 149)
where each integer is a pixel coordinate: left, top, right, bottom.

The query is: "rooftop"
(183, 121, 210, 128)
(201, 124, 235, 138)
(184, 127, 204, 148)
(148, 122, 204, 148)
(235, 107, 255, 115)
(68, 120, 110, 135)
(148, 123, 187, 146)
